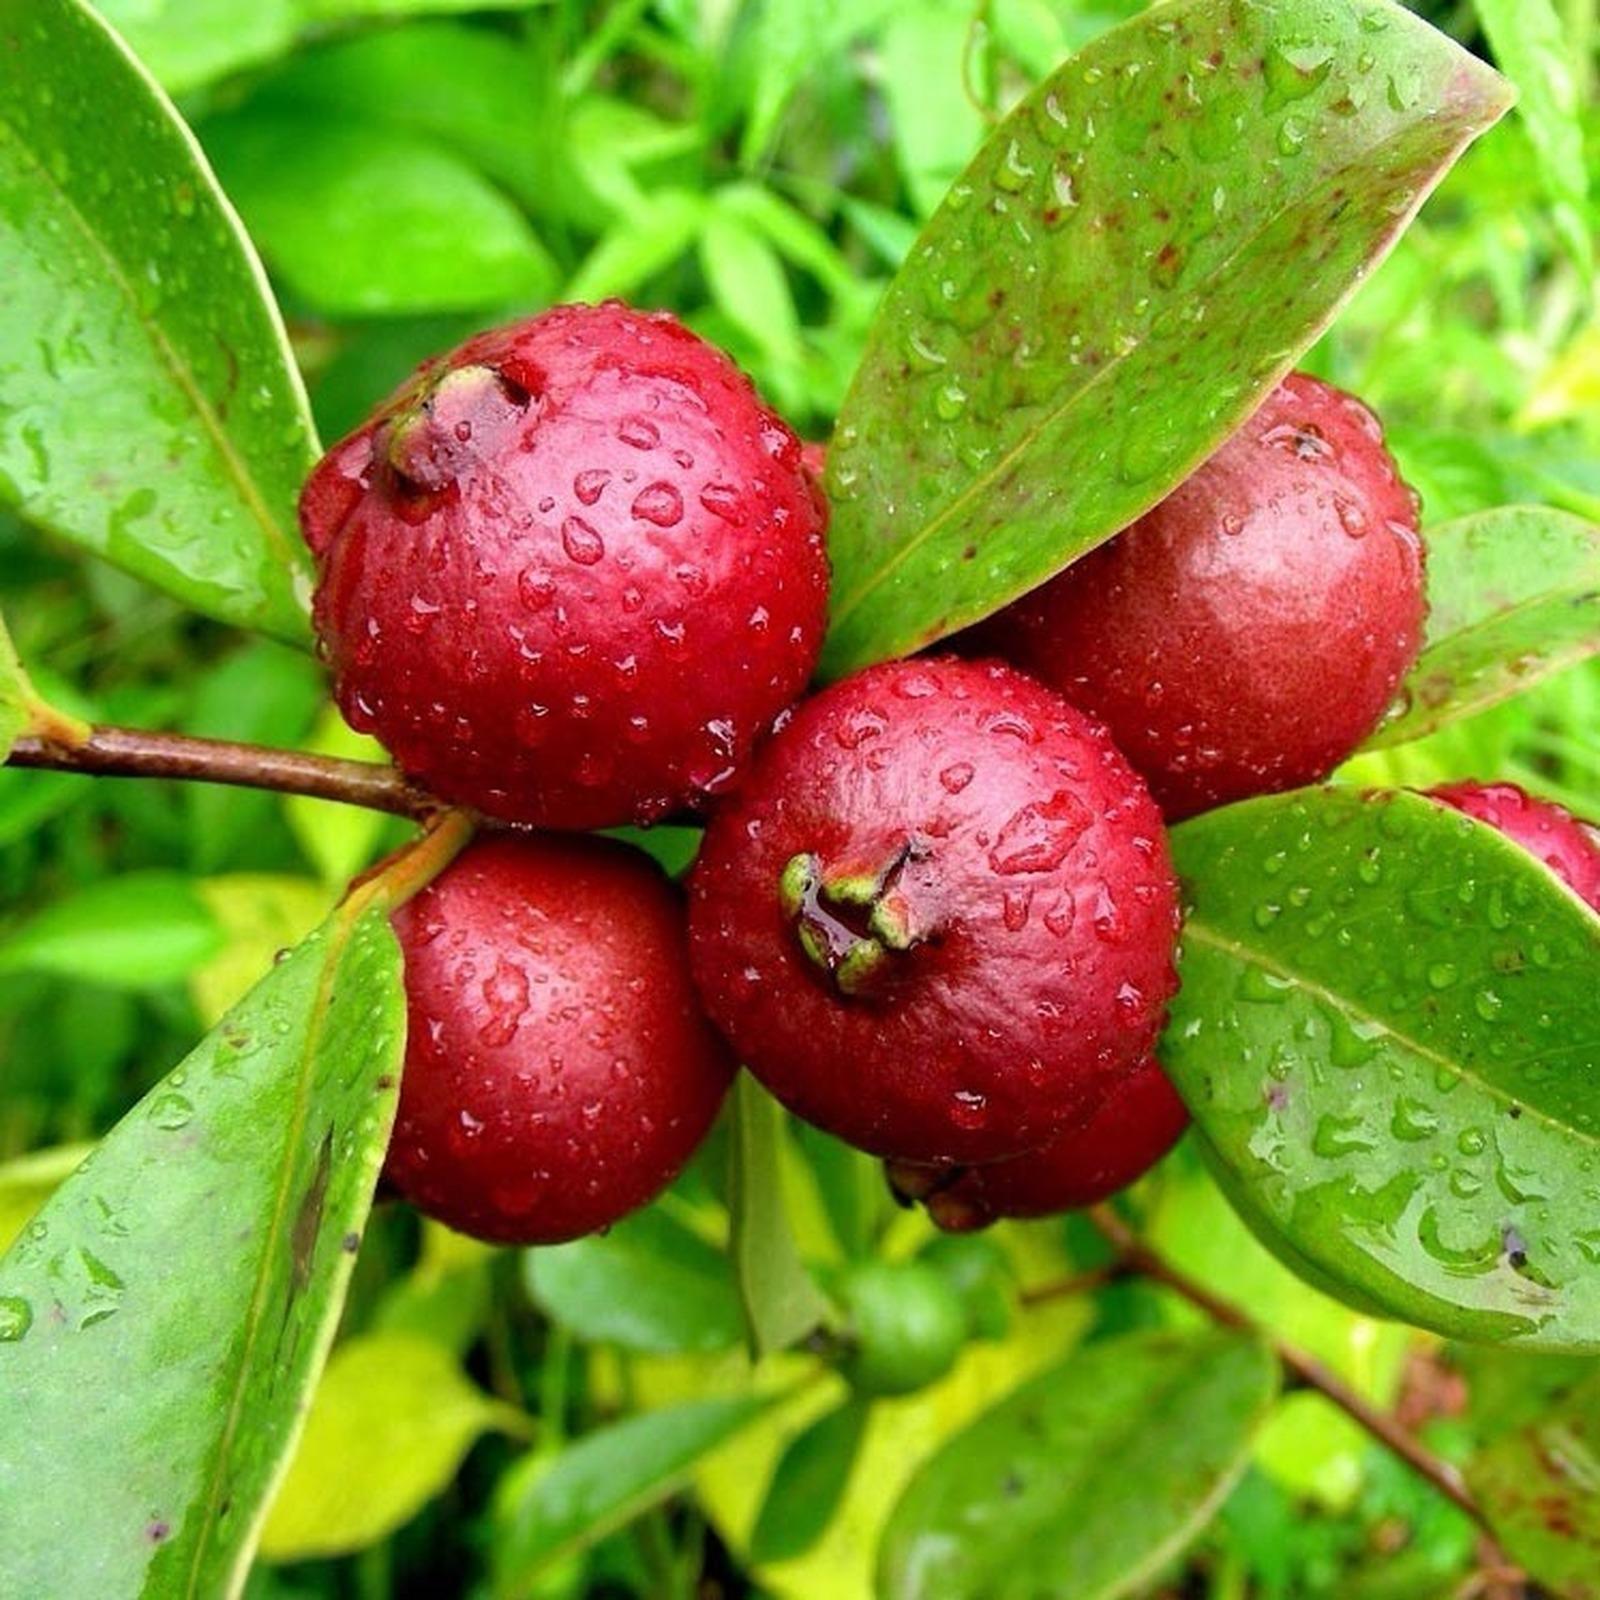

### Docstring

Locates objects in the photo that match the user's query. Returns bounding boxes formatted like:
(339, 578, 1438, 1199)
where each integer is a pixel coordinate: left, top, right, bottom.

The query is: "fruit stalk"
(5, 724, 437, 819)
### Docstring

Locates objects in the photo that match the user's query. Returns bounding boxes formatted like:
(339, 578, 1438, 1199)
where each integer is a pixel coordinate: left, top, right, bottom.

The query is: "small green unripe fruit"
(916, 1235, 1014, 1343)
(838, 1260, 967, 1398)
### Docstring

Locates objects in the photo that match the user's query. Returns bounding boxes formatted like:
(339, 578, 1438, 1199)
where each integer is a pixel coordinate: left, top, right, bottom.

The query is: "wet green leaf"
(261, 1333, 515, 1561)
(202, 108, 558, 317)
(1166, 787, 1600, 1351)
(0, 0, 319, 644)
(1364, 507, 1600, 750)
(493, 1395, 772, 1595)
(820, 0, 1512, 676)
(524, 1205, 743, 1355)
(1475, 0, 1591, 279)
(728, 1077, 835, 1357)
(0, 896, 406, 1597)
(0, 872, 224, 989)
(1469, 1367, 1600, 1599)
(0, 1144, 94, 1254)
(878, 1328, 1278, 1600)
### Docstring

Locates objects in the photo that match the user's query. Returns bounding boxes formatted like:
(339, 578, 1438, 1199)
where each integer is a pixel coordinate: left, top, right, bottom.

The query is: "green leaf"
(0, 1143, 95, 1254)
(0, 0, 319, 644)
(749, 1396, 869, 1565)
(1166, 787, 1600, 1351)
(565, 189, 707, 305)
(94, 0, 296, 94)
(700, 207, 803, 368)
(202, 108, 558, 317)
(728, 1077, 834, 1357)
(525, 1205, 742, 1354)
(1469, 1366, 1600, 1599)
(0, 610, 28, 761)
(819, 0, 1512, 677)
(1474, 0, 1591, 278)
(190, 874, 333, 1025)
(493, 1396, 771, 1595)
(879, 0, 985, 221)
(261, 1332, 515, 1561)
(0, 872, 224, 989)
(878, 1328, 1279, 1600)
(1363, 507, 1600, 751)
(0, 895, 406, 1597)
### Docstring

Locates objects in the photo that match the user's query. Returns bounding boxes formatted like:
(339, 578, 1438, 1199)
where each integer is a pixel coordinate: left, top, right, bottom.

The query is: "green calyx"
(778, 846, 932, 998)
(386, 363, 525, 491)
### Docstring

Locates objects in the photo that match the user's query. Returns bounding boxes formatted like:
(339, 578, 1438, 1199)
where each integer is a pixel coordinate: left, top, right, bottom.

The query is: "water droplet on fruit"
(617, 415, 660, 450)
(989, 792, 1090, 875)
(480, 959, 530, 1047)
(518, 568, 556, 610)
(573, 468, 611, 505)
(950, 1090, 989, 1130)
(562, 516, 605, 565)
(939, 762, 975, 794)
(632, 482, 683, 526)
(699, 483, 744, 523)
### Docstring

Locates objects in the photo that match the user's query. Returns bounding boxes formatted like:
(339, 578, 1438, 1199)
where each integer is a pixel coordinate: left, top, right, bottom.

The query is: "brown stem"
(1070, 1206, 1490, 1531)
(1016, 1261, 1128, 1306)
(6, 725, 438, 820)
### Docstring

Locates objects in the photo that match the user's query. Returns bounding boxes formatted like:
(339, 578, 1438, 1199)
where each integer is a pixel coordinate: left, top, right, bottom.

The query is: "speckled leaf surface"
(1364, 507, 1600, 750)
(1469, 1367, 1600, 1598)
(0, 0, 319, 645)
(877, 1328, 1278, 1600)
(0, 898, 405, 1598)
(1166, 787, 1600, 1350)
(819, 0, 1512, 676)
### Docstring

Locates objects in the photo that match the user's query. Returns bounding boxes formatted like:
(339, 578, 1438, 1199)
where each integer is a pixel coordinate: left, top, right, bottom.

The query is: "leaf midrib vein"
(1183, 916, 1600, 1149)
(3, 114, 310, 602)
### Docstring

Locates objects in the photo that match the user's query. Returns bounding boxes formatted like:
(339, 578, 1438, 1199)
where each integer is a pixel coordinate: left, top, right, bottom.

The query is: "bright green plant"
(2, 1, 1599, 1598)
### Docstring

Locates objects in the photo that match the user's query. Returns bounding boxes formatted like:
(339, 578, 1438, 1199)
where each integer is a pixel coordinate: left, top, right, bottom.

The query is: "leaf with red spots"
(820, 0, 1512, 676)
(1364, 506, 1600, 750)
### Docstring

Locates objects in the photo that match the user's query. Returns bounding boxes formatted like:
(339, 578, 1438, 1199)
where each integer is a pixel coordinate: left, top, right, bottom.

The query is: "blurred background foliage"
(1, 0, 1597, 1595)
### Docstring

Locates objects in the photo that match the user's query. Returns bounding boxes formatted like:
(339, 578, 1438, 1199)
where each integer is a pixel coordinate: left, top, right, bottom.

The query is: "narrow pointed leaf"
(493, 1396, 772, 1596)
(878, 1328, 1278, 1600)
(819, 0, 1512, 675)
(749, 1396, 869, 1565)
(0, 896, 406, 1598)
(728, 1076, 834, 1357)
(0, 0, 319, 644)
(1363, 507, 1600, 750)
(1166, 787, 1600, 1350)
(1468, 1366, 1600, 1599)
(1475, 0, 1591, 278)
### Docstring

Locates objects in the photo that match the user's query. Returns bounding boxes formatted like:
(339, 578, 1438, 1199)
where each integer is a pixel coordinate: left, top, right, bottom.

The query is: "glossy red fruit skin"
(890, 1058, 1190, 1231)
(1429, 782, 1600, 914)
(386, 834, 735, 1245)
(979, 373, 1425, 820)
(687, 657, 1181, 1165)
(303, 301, 830, 829)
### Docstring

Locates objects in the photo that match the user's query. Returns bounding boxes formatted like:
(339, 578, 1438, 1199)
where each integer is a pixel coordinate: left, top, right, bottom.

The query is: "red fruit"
(979, 373, 1425, 820)
(687, 657, 1181, 1164)
(800, 440, 828, 481)
(303, 302, 830, 829)
(387, 834, 734, 1244)
(887, 1058, 1190, 1231)
(1429, 782, 1600, 914)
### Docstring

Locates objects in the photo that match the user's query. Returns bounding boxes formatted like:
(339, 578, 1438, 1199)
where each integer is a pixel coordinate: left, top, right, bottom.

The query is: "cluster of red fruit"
(302, 302, 1600, 1249)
